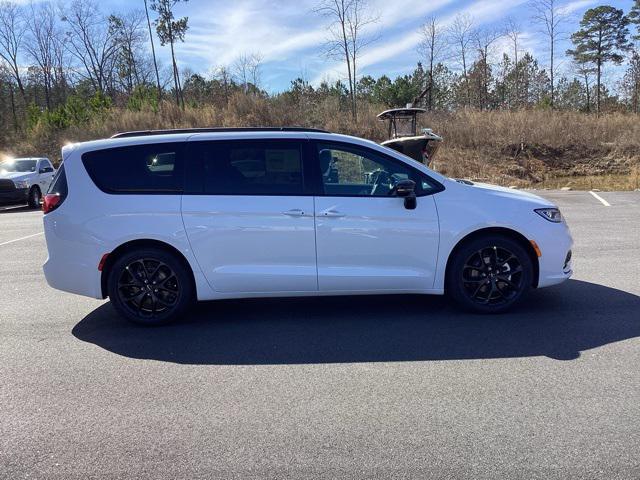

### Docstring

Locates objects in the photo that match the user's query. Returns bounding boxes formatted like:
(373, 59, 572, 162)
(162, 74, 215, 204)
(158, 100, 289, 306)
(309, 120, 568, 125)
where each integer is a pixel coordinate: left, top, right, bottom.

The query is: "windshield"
(0, 159, 37, 173)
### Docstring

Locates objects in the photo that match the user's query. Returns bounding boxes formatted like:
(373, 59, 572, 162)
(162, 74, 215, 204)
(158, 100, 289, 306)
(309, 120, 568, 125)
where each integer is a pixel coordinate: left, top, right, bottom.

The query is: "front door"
(182, 139, 318, 294)
(313, 141, 441, 292)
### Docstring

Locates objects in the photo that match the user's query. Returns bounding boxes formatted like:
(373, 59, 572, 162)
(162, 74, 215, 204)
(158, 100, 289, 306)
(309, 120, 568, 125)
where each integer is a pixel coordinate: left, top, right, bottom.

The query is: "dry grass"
(423, 110, 640, 189)
(3, 95, 640, 190)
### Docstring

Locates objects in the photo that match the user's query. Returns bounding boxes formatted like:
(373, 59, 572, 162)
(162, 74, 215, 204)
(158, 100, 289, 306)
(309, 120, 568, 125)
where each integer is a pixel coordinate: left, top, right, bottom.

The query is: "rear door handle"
(282, 209, 305, 217)
(321, 209, 346, 218)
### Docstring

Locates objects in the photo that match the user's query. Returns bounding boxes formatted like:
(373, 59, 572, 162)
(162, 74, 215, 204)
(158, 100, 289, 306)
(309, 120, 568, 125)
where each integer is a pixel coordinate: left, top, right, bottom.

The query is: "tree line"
(0, 0, 639, 138)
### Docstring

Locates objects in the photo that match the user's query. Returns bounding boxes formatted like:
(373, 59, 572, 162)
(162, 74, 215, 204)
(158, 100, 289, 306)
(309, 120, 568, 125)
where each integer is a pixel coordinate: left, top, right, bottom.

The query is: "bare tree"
(448, 13, 474, 108)
(51, 25, 68, 102)
(24, 2, 60, 109)
(316, 0, 377, 119)
(62, 0, 119, 94)
(249, 52, 263, 91)
(504, 17, 522, 107)
(418, 15, 448, 110)
(214, 65, 233, 104)
(474, 28, 501, 110)
(530, 0, 567, 108)
(0, 1, 27, 103)
(234, 52, 263, 93)
(110, 11, 148, 94)
(0, 63, 17, 129)
(143, 0, 162, 101)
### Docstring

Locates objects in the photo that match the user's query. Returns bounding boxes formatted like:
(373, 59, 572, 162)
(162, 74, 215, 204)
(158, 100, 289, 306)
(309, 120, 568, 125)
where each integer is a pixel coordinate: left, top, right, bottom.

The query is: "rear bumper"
(0, 188, 28, 204)
(43, 212, 104, 299)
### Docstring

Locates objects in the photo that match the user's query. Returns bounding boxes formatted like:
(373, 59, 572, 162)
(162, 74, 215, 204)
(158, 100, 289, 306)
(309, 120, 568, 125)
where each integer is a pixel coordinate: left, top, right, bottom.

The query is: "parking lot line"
(589, 191, 611, 207)
(0, 231, 43, 247)
(0, 204, 28, 212)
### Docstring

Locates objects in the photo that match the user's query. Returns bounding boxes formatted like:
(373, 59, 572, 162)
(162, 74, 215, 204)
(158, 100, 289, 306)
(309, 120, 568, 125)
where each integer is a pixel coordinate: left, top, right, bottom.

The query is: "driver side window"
(317, 143, 418, 197)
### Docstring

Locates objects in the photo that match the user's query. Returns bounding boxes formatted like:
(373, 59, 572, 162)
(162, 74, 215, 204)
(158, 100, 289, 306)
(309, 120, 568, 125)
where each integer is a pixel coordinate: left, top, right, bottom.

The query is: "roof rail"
(111, 127, 330, 139)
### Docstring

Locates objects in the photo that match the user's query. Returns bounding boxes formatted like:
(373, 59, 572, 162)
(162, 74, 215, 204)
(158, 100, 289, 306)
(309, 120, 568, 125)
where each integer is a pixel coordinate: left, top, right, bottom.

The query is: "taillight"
(43, 163, 67, 214)
(43, 193, 62, 214)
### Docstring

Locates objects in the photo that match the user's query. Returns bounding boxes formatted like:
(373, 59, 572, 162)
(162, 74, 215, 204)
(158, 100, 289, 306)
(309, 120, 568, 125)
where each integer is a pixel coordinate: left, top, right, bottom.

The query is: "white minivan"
(43, 128, 573, 324)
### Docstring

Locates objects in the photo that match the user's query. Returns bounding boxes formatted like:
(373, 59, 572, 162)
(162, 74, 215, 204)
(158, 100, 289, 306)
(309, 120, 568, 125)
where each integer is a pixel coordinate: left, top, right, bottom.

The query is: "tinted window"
(47, 163, 67, 198)
(39, 159, 54, 172)
(317, 143, 437, 197)
(1, 159, 36, 172)
(82, 143, 184, 194)
(191, 140, 305, 195)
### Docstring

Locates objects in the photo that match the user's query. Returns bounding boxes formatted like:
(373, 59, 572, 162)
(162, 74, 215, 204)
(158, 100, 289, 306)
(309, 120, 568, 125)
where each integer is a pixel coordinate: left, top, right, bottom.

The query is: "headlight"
(535, 208, 562, 223)
(13, 180, 29, 189)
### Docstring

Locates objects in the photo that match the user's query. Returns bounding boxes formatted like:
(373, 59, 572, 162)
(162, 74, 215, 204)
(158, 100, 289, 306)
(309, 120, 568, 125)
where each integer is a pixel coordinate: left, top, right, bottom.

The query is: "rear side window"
(82, 143, 184, 194)
(47, 163, 67, 197)
(189, 140, 305, 195)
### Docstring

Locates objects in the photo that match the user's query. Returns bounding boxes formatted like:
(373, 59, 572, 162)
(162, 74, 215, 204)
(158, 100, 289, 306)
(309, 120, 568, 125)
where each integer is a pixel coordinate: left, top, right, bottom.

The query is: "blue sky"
(85, 0, 636, 91)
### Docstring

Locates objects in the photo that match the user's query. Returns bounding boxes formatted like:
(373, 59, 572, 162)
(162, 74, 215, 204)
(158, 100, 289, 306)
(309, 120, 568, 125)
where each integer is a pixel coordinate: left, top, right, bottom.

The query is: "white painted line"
(0, 204, 27, 212)
(589, 191, 611, 207)
(0, 231, 44, 247)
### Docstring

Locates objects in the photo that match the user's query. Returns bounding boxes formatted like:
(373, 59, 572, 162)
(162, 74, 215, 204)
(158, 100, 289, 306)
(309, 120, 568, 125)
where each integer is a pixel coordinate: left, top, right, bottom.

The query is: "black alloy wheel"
(117, 259, 180, 316)
(107, 248, 194, 325)
(461, 246, 523, 306)
(447, 235, 533, 313)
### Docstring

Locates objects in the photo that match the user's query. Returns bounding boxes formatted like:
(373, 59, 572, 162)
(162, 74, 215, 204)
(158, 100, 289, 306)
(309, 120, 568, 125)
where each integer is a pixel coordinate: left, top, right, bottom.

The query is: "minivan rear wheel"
(107, 248, 194, 325)
(447, 235, 533, 314)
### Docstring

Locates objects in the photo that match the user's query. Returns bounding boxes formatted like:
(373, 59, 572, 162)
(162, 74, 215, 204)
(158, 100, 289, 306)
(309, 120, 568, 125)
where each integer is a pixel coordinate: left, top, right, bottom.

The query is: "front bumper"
(0, 188, 28, 204)
(535, 221, 574, 288)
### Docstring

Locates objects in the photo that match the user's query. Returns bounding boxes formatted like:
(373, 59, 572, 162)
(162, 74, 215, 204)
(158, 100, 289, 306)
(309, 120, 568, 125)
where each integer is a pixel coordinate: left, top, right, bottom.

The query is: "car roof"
(67, 130, 383, 155)
(62, 130, 449, 184)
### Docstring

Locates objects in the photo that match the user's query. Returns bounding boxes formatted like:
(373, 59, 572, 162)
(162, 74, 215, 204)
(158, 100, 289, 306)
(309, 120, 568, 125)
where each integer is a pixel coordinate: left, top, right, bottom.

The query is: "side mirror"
(395, 179, 417, 210)
(40, 166, 53, 174)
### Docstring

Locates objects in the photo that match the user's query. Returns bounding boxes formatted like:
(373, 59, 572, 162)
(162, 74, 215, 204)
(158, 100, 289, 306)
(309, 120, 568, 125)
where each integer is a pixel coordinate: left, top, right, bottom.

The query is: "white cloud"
(141, 0, 604, 91)
(311, 0, 528, 85)
(177, 0, 460, 83)
(558, 0, 599, 16)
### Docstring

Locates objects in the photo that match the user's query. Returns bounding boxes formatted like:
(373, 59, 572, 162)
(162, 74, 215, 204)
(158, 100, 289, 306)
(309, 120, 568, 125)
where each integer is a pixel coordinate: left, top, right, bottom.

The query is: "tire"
(107, 247, 195, 325)
(28, 186, 41, 208)
(446, 235, 533, 314)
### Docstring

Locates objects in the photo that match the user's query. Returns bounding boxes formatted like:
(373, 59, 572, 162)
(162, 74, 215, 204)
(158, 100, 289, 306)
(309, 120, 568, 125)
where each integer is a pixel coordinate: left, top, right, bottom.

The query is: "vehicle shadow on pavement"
(72, 279, 640, 364)
(0, 205, 35, 214)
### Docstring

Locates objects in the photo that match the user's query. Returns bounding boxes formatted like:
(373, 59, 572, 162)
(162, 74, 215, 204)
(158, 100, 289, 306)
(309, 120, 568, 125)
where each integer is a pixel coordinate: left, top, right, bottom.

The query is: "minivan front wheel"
(107, 248, 194, 325)
(447, 235, 533, 313)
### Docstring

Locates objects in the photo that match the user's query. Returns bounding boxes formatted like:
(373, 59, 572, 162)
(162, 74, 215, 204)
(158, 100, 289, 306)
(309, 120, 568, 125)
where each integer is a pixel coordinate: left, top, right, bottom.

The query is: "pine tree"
(628, 0, 640, 41)
(567, 6, 631, 114)
(151, 0, 189, 108)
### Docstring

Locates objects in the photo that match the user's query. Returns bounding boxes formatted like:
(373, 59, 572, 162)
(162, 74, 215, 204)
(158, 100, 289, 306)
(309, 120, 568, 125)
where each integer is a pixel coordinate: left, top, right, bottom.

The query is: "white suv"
(42, 128, 573, 324)
(0, 157, 56, 207)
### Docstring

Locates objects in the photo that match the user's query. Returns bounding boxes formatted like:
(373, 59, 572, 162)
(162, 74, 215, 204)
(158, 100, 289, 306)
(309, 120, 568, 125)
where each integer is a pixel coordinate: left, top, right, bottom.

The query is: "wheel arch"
(100, 239, 197, 299)
(443, 227, 540, 290)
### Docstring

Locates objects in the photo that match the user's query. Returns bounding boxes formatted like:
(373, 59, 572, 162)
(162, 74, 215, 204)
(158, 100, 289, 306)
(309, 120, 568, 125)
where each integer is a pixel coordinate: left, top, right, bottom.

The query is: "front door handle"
(321, 209, 346, 218)
(282, 209, 305, 217)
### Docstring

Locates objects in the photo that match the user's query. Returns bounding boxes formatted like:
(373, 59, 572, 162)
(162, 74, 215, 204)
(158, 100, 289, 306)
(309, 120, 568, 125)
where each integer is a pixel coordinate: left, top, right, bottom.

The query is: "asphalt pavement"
(1, 190, 639, 479)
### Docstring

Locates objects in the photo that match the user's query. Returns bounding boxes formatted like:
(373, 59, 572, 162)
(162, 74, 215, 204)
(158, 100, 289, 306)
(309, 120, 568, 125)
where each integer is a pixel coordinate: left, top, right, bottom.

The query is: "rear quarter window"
(47, 163, 67, 196)
(82, 143, 184, 194)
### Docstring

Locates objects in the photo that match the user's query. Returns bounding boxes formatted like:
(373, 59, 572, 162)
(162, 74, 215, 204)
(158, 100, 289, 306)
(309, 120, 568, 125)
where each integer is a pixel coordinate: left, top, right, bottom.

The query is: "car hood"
(0, 171, 33, 182)
(455, 180, 555, 207)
